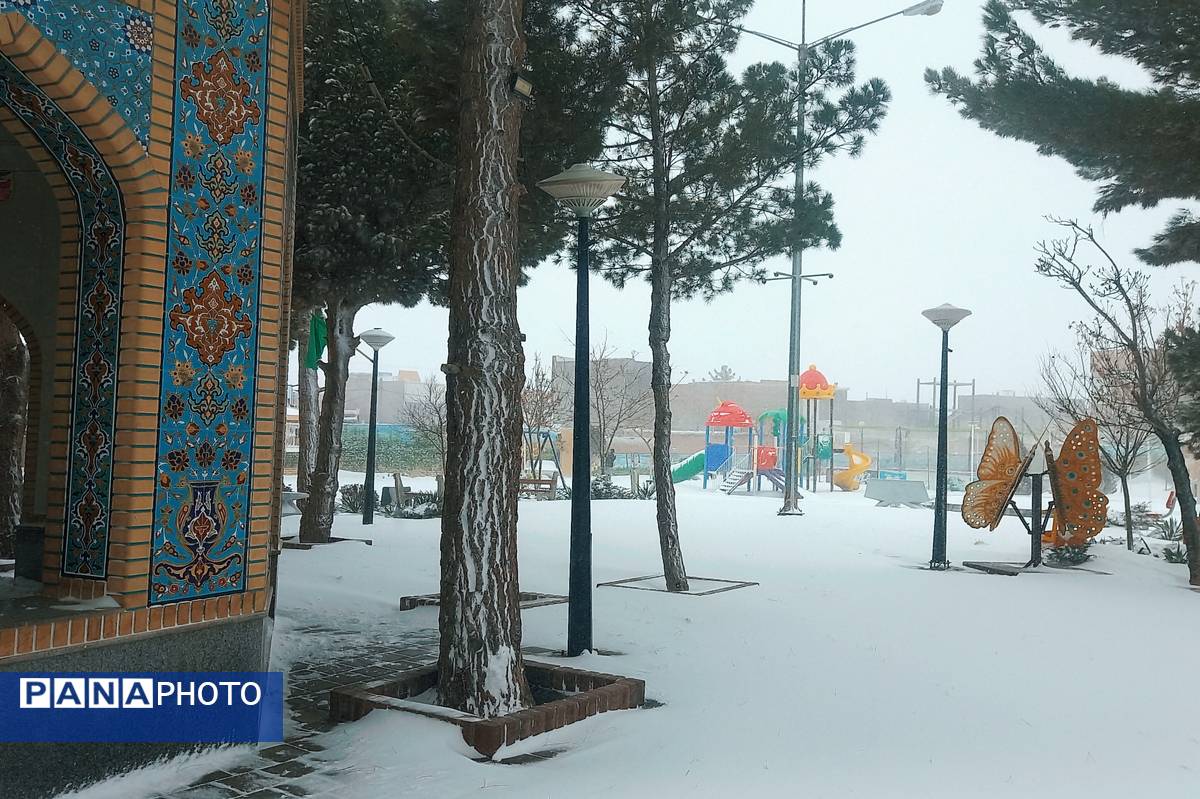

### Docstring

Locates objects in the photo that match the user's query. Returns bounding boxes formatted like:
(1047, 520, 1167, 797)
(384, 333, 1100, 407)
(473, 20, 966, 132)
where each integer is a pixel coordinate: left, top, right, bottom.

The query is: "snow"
(266, 483, 1199, 798)
(57, 746, 254, 799)
(70, 482, 1199, 798)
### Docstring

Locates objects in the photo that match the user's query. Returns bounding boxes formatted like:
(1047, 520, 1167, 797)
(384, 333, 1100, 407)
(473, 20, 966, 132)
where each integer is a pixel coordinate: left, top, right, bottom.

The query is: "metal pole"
(931, 328, 951, 569)
(780, 4, 807, 515)
(828, 398, 834, 489)
(363, 351, 380, 525)
(568, 214, 593, 656)
(1028, 472, 1043, 568)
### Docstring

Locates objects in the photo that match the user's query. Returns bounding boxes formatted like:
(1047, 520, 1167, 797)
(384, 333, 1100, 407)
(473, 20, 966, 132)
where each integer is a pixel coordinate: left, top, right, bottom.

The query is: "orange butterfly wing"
(1044, 419, 1109, 547)
(962, 417, 1028, 530)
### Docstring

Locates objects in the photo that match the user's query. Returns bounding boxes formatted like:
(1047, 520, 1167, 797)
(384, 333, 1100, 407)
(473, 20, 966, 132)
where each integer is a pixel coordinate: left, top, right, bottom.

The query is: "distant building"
(345, 369, 426, 425)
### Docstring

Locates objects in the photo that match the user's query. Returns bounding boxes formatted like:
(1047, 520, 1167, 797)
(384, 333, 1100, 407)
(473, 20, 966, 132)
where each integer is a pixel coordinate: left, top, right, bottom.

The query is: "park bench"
(519, 476, 558, 499)
(864, 478, 930, 509)
(390, 473, 413, 508)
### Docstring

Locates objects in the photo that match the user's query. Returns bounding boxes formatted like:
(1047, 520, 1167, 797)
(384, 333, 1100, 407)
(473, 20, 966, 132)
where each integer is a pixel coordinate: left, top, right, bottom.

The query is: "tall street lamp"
(731, 0, 944, 515)
(537, 163, 626, 657)
(358, 327, 395, 525)
(921, 303, 970, 569)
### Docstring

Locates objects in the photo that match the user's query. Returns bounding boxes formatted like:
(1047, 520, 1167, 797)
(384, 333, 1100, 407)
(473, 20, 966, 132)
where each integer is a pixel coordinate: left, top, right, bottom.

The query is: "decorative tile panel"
(149, 0, 269, 604)
(0, 52, 124, 578)
(0, 1, 154, 148)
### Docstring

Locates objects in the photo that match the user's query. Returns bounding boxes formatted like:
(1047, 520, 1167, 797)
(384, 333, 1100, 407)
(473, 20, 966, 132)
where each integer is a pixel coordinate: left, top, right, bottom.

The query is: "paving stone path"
(153, 624, 440, 799)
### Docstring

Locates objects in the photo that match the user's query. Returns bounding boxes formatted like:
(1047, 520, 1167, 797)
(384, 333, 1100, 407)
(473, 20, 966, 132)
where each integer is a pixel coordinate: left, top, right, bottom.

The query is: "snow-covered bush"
(554, 475, 648, 501)
(1108, 502, 1158, 532)
(391, 491, 441, 519)
(1162, 543, 1189, 563)
(337, 484, 379, 514)
(1151, 517, 1183, 541)
(1046, 543, 1093, 566)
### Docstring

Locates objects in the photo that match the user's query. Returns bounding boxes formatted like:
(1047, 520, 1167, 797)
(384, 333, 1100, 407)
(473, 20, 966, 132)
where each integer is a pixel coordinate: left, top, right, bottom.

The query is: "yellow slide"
(833, 443, 872, 492)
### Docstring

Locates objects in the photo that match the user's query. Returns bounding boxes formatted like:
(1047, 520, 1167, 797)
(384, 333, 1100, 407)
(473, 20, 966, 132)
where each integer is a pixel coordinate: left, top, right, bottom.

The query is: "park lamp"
(537, 162, 625, 658)
(537, 163, 626, 218)
(903, 0, 944, 15)
(359, 328, 395, 352)
(921, 303, 971, 331)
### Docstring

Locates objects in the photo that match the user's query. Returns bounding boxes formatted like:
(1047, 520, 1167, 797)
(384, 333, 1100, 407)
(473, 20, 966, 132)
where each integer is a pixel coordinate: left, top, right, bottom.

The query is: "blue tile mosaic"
(0, 1, 154, 148)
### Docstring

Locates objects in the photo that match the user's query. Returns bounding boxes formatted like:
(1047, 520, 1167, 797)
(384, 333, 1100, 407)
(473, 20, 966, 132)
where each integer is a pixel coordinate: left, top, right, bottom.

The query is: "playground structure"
(669, 373, 878, 496)
(798, 365, 836, 492)
(833, 443, 873, 491)
(521, 428, 567, 490)
(701, 401, 757, 490)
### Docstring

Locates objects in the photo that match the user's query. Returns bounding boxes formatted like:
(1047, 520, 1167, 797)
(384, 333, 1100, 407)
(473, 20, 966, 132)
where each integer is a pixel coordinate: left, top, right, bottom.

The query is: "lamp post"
(728, 0, 944, 515)
(358, 327, 395, 525)
(537, 163, 626, 657)
(921, 303, 970, 569)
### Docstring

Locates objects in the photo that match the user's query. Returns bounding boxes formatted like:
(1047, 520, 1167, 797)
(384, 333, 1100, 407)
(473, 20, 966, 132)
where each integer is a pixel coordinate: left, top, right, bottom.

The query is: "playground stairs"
(719, 469, 752, 494)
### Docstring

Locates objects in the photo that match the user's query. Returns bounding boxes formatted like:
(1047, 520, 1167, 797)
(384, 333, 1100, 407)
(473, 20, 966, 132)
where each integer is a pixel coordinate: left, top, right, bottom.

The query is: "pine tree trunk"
(436, 0, 532, 717)
(1119, 473, 1133, 551)
(645, 46, 688, 593)
(297, 326, 319, 495)
(1159, 433, 1200, 585)
(0, 314, 27, 559)
(298, 299, 358, 544)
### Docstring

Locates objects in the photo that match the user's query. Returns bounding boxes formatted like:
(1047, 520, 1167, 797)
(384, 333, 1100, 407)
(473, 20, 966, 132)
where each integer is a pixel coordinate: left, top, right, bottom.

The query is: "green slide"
(670, 451, 706, 483)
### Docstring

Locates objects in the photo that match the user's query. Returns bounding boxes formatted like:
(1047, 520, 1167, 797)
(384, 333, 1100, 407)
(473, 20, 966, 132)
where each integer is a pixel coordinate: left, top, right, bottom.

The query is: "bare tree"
(0, 313, 27, 558)
(402, 378, 448, 475)
(1037, 338, 1159, 550)
(1035, 218, 1199, 584)
(706, 365, 738, 382)
(558, 338, 656, 476)
(437, 0, 532, 716)
(521, 354, 563, 479)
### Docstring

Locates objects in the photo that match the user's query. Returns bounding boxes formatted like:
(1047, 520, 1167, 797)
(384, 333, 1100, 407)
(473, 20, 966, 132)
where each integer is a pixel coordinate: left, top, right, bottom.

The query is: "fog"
(352, 0, 1194, 400)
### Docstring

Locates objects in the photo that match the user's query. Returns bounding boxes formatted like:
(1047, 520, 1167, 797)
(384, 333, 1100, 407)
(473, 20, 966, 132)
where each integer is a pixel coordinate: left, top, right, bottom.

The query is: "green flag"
(304, 311, 327, 369)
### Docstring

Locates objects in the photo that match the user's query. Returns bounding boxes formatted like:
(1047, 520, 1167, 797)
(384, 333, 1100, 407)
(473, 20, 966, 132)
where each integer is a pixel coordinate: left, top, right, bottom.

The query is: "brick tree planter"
(397, 591, 567, 612)
(329, 660, 646, 758)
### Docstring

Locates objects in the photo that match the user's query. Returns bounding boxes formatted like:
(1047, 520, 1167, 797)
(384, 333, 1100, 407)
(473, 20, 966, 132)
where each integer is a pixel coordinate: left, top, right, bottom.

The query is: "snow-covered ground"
(260, 482, 1198, 799)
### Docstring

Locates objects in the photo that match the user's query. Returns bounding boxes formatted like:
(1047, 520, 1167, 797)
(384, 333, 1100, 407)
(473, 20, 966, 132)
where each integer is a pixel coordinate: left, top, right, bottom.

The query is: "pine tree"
(294, 0, 617, 542)
(578, 0, 890, 590)
(437, 0, 532, 718)
(926, 0, 1200, 266)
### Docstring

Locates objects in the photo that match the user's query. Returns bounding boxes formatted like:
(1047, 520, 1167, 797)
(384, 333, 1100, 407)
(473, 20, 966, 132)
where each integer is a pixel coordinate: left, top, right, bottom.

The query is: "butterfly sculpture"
(962, 417, 1036, 530)
(1043, 419, 1108, 547)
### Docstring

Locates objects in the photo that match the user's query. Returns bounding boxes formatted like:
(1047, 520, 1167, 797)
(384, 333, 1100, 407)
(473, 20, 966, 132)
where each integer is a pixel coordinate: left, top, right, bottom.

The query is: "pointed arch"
(0, 12, 165, 587)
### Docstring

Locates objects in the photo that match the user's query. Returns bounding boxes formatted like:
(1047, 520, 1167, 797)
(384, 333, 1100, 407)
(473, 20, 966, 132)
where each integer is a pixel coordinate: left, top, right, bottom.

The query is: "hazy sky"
(350, 0, 1195, 401)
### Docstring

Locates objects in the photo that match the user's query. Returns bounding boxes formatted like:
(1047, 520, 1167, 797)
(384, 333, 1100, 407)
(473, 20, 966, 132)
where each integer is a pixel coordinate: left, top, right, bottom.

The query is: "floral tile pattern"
(149, 0, 270, 604)
(0, 52, 124, 578)
(0, 1, 154, 148)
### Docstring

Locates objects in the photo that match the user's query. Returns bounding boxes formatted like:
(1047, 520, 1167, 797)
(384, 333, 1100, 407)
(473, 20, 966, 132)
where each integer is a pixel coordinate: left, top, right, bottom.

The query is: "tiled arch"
(0, 11, 168, 599)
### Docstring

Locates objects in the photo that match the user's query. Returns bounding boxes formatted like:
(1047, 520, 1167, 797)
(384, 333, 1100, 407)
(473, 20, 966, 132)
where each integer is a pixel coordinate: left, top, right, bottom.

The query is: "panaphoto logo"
(19, 677, 264, 709)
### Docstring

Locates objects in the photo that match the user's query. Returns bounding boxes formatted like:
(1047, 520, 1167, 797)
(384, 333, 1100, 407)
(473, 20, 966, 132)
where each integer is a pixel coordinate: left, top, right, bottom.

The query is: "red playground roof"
(799, 364, 836, 400)
(706, 401, 754, 428)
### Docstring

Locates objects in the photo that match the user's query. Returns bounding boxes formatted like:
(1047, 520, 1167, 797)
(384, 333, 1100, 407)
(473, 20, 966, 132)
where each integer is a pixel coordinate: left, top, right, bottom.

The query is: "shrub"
(1151, 517, 1183, 542)
(337, 484, 379, 514)
(1162, 543, 1189, 564)
(551, 474, 649, 501)
(1108, 502, 1158, 531)
(1046, 543, 1093, 567)
(391, 492, 442, 519)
